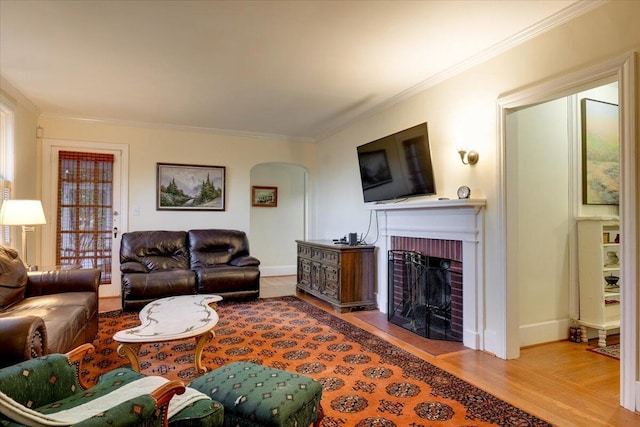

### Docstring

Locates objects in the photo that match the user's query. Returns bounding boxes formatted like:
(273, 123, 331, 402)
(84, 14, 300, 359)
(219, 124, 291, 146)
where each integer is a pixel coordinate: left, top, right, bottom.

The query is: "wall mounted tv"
(357, 122, 436, 203)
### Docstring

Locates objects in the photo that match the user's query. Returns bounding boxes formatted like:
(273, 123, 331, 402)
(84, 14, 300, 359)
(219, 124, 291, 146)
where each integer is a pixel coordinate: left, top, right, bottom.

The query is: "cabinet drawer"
(322, 250, 340, 264)
(298, 245, 311, 258)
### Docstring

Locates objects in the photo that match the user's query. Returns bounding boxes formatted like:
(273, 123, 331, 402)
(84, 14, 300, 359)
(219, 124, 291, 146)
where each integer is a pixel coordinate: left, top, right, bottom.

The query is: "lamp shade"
(0, 200, 47, 225)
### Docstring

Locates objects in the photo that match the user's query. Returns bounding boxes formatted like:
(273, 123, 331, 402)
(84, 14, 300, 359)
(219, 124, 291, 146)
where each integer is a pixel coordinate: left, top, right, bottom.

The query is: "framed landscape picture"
(157, 163, 225, 211)
(581, 98, 619, 205)
(252, 186, 277, 207)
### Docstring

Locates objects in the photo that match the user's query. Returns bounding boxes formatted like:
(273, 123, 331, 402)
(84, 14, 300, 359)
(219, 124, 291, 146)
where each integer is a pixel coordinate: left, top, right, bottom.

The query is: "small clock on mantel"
(457, 185, 471, 199)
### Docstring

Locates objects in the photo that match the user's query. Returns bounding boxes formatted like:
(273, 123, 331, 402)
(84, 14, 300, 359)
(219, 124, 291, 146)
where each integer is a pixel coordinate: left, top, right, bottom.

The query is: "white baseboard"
(260, 265, 296, 277)
(519, 318, 571, 347)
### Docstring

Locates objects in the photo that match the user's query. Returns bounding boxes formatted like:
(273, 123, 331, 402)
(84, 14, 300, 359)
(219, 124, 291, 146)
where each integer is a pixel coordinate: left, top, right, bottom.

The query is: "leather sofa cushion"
(120, 231, 190, 271)
(195, 266, 259, 294)
(0, 246, 28, 310)
(122, 269, 196, 300)
(2, 292, 96, 354)
(188, 229, 251, 268)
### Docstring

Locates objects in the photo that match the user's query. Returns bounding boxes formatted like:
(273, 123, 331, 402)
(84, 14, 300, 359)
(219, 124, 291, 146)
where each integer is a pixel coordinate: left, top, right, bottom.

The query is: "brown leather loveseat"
(0, 245, 101, 368)
(120, 229, 260, 311)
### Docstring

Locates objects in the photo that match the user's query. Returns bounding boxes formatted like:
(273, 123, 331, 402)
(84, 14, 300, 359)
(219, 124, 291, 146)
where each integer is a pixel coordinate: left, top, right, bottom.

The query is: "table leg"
(117, 343, 142, 372)
(194, 330, 214, 374)
(598, 329, 608, 347)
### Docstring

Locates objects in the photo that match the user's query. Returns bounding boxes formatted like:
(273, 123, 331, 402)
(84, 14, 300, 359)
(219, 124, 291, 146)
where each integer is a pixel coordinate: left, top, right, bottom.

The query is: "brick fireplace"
(369, 199, 486, 350)
(389, 237, 463, 341)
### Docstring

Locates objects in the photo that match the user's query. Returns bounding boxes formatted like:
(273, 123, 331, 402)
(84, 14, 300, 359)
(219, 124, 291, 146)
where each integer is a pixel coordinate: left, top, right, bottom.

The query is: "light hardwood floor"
(100, 276, 638, 426)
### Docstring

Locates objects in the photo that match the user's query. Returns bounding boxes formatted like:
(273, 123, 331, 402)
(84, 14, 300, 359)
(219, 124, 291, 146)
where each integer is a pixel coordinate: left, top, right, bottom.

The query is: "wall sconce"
(0, 200, 47, 270)
(458, 149, 479, 165)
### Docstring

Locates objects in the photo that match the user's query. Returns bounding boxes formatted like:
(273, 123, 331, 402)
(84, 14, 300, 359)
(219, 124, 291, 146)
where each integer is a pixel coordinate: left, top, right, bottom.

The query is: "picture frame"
(252, 186, 277, 207)
(157, 163, 225, 211)
(358, 149, 392, 190)
(581, 98, 619, 205)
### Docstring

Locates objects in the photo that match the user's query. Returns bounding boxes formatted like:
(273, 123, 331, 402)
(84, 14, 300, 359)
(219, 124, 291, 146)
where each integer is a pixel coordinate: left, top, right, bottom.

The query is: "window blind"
(56, 151, 114, 282)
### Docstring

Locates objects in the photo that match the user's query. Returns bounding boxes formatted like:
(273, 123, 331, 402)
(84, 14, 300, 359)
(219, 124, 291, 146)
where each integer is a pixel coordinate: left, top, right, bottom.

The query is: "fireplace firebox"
(387, 250, 462, 341)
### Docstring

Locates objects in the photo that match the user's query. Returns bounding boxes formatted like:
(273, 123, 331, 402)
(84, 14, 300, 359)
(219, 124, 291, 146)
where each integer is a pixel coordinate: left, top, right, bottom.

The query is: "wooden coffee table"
(114, 294, 222, 373)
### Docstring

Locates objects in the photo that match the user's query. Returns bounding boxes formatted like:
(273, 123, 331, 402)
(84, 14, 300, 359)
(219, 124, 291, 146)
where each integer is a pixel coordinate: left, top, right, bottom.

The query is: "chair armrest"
(151, 379, 186, 406)
(65, 343, 96, 390)
(26, 268, 100, 296)
(0, 316, 48, 368)
(229, 255, 260, 267)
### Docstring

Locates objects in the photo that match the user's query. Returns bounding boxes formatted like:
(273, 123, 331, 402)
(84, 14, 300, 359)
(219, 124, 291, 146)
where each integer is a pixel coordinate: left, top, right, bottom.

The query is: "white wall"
(513, 97, 571, 346)
(313, 1, 640, 357)
(35, 116, 316, 271)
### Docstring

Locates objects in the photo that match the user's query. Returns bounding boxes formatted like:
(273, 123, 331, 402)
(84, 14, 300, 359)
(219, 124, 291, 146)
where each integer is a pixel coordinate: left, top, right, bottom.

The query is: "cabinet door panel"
(298, 258, 311, 289)
(322, 266, 340, 299)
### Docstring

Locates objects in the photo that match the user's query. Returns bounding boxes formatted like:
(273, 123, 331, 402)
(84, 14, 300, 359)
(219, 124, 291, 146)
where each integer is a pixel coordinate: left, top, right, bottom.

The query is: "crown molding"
(316, 0, 607, 141)
(38, 112, 315, 144)
(0, 75, 41, 115)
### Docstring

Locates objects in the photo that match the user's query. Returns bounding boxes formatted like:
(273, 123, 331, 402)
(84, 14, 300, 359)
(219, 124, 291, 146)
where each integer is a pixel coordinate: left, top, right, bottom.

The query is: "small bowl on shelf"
(604, 275, 619, 287)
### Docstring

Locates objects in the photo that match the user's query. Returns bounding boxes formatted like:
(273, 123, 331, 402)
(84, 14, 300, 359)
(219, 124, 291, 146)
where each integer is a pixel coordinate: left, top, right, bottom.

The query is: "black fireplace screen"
(387, 250, 461, 341)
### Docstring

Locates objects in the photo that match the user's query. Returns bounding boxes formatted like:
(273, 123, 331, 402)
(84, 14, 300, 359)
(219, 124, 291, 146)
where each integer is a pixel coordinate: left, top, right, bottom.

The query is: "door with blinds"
(57, 151, 114, 280)
(42, 140, 128, 298)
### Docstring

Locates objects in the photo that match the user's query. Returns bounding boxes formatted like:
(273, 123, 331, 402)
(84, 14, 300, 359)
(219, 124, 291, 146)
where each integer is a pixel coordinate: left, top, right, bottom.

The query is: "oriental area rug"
(87, 296, 551, 427)
(588, 343, 621, 360)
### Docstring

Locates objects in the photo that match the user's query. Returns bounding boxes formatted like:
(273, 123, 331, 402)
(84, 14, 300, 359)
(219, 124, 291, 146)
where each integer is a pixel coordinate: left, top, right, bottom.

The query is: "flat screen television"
(357, 122, 436, 203)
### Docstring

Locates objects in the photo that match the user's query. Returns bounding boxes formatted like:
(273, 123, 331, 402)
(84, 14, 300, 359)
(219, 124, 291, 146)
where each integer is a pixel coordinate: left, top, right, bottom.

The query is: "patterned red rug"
(87, 296, 551, 426)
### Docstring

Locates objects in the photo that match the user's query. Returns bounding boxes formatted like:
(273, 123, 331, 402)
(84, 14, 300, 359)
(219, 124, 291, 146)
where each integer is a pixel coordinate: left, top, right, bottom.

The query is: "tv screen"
(357, 122, 436, 203)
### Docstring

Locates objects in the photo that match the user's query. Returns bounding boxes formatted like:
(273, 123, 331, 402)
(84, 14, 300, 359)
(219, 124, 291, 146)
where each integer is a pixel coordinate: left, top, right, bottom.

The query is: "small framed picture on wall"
(252, 186, 277, 207)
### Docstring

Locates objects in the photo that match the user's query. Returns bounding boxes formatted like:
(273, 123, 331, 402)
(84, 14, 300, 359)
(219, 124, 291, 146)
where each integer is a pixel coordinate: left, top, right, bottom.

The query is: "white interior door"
(42, 139, 129, 298)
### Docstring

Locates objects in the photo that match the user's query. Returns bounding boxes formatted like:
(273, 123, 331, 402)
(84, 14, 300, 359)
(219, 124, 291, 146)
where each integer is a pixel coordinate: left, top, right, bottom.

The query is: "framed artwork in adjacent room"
(157, 163, 225, 211)
(581, 98, 619, 205)
(252, 186, 277, 207)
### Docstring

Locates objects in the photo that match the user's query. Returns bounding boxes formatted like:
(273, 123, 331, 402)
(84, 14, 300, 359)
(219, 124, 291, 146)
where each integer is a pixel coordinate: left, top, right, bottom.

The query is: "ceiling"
(1, 0, 588, 142)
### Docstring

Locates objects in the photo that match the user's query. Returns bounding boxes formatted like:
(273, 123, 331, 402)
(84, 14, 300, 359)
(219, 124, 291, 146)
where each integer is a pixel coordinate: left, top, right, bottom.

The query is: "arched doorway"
(249, 162, 308, 293)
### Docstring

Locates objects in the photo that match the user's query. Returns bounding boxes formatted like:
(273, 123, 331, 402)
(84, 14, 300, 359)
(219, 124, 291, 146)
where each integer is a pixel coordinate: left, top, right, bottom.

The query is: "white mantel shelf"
(370, 198, 486, 351)
(367, 198, 486, 211)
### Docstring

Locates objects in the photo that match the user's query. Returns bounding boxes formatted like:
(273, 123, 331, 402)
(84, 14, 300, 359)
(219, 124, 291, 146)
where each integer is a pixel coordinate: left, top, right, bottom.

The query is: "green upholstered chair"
(0, 344, 223, 427)
(188, 362, 323, 427)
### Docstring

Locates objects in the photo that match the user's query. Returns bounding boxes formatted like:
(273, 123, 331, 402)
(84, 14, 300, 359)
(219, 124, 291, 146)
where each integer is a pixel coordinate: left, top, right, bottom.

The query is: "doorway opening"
(498, 52, 637, 410)
(249, 162, 308, 297)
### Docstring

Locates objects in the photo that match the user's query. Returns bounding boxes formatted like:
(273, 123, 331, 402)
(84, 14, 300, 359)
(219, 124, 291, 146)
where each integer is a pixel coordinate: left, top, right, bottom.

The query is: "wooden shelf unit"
(577, 218, 620, 347)
(296, 240, 376, 313)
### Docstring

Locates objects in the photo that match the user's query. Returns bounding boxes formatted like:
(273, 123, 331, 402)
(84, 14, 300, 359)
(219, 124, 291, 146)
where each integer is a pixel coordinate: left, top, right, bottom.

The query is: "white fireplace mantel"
(369, 198, 486, 350)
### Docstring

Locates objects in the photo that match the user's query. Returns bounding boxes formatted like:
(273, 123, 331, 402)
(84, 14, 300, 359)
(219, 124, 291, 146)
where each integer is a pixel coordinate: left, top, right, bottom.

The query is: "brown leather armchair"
(0, 245, 100, 368)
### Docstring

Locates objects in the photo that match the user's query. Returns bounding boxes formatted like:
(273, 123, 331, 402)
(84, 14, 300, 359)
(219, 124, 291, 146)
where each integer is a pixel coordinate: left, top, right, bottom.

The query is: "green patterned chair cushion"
(0, 354, 80, 409)
(188, 362, 322, 427)
(0, 355, 223, 427)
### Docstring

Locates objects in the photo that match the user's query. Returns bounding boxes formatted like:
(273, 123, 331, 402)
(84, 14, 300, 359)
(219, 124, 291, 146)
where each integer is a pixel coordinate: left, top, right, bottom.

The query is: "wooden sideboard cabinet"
(296, 240, 376, 313)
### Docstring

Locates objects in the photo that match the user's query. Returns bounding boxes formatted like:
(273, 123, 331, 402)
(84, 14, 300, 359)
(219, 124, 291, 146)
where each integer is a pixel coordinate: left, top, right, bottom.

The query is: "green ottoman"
(188, 362, 323, 427)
